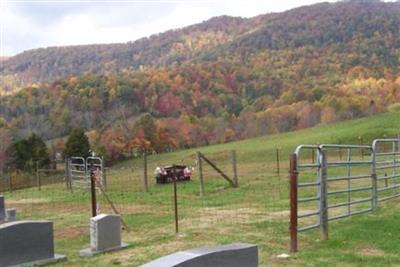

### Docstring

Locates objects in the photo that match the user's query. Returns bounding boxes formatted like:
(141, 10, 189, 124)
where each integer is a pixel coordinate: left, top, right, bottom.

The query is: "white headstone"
(80, 213, 129, 257)
(91, 214, 121, 251)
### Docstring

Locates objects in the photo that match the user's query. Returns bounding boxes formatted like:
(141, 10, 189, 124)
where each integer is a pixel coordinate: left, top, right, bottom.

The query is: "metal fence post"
(197, 152, 205, 196)
(172, 165, 179, 234)
(36, 161, 41, 191)
(231, 150, 238, 187)
(67, 159, 74, 192)
(289, 153, 298, 252)
(371, 145, 378, 209)
(276, 148, 280, 177)
(319, 150, 328, 241)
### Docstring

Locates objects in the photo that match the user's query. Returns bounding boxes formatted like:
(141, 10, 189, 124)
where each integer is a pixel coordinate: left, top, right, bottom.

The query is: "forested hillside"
(0, 0, 400, 161)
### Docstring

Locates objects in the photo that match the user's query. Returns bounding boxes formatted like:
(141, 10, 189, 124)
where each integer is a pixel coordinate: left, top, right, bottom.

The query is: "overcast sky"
(0, 0, 393, 56)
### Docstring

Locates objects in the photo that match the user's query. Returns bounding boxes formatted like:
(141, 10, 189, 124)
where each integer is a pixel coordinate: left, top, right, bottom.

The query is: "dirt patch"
(180, 206, 271, 230)
(55, 226, 87, 239)
(355, 244, 386, 257)
(7, 200, 158, 216)
(7, 198, 51, 204)
(268, 210, 289, 220)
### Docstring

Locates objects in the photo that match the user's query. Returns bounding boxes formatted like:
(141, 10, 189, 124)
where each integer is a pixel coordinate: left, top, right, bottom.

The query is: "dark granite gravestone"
(0, 195, 5, 223)
(140, 243, 258, 267)
(0, 220, 66, 266)
(80, 214, 129, 257)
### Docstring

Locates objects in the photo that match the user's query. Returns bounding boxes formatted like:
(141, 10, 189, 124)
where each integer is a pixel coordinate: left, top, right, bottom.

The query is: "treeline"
(2, 71, 398, 162)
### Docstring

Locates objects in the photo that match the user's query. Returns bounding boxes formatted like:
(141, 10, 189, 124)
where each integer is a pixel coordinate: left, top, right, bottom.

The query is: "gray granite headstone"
(0, 220, 66, 266)
(0, 195, 5, 223)
(80, 214, 129, 257)
(6, 208, 16, 222)
(141, 243, 258, 267)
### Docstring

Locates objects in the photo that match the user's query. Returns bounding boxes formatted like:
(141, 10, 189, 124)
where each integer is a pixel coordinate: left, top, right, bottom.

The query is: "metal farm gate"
(67, 157, 105, 190)
(290, 138, 400, 252)
(372, 139, 400, 202)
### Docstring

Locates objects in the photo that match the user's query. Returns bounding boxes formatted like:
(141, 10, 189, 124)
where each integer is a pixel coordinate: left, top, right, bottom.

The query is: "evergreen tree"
(27, 133, 51, 169)
(64, 128, 90, 158)
(7, 133, 50, 171)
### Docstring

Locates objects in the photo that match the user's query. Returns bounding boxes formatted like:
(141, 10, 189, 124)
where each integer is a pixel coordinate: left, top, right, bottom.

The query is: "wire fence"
(0, 148, 288, 256)
(3, 138, 398, 265)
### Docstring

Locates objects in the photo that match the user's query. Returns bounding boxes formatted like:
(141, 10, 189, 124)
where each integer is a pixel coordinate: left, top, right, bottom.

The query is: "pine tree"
(27, 133, 51, 169)
(64, 128, 90, 158)
(7, 133, 50, 171)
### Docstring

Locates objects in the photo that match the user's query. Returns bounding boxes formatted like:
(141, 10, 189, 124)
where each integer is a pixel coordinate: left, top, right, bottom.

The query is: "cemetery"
(2, 0, 400, 265)
(1, 115, 400, 266)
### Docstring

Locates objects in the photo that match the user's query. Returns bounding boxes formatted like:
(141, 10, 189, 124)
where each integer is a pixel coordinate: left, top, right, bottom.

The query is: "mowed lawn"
(2, 111, 400, 266)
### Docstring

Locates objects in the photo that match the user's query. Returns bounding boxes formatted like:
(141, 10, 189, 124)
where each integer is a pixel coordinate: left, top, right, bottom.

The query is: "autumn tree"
(133, 113, 156, 151)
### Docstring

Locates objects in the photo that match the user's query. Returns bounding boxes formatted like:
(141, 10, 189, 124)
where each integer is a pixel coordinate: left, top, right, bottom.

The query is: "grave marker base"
(79, 242, 130, 257)
(10, 254, 66, 267)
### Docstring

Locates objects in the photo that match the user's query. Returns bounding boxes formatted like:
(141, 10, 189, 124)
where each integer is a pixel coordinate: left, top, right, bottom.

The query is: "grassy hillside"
(113, 111, 400, 168)
(1, 112, 400, 266)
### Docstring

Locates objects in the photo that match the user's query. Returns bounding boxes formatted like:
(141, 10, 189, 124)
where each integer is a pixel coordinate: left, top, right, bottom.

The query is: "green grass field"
(2, 111, 400, 266)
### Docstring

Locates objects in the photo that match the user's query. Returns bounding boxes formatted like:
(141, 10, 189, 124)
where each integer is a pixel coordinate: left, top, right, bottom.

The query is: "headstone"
(80, 214, 129, 257)
(0, 195, 5, 223)
(6, 208, 16, 222)
(0, 220, 66, 266)
(141, 243, 258, 267)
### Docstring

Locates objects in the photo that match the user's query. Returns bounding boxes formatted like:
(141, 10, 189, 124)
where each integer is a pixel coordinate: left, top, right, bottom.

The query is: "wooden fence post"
(8, 167, 12, 192)
(358, 136, 364, 160)
(101, 157, 107, 191)
(143, 152, 148, 192)
(276, 148, 281, 176)
(197, 152, 205, 196)
(231, 150, 238, 187)
(199, 152, 236, 187)
(65, 160, 69, 190)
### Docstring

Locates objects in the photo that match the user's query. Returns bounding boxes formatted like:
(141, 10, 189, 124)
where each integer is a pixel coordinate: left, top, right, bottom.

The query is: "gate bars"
(67, 156, 105, 190)
(290, 139, 400, 252)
